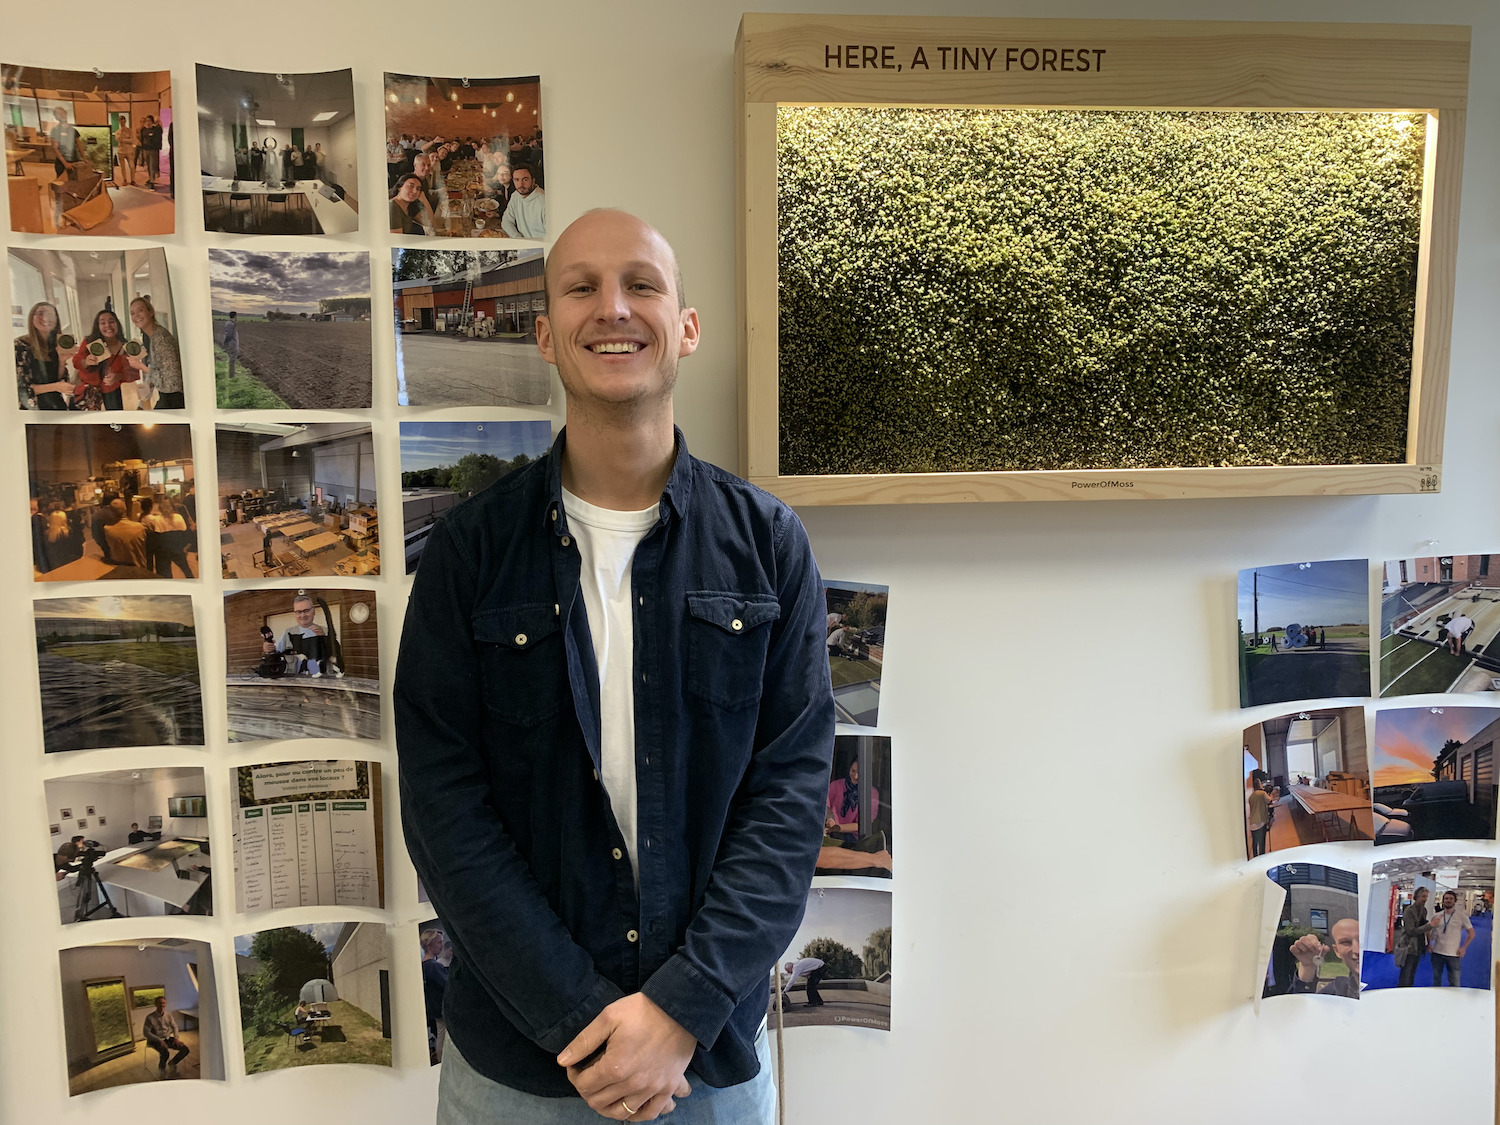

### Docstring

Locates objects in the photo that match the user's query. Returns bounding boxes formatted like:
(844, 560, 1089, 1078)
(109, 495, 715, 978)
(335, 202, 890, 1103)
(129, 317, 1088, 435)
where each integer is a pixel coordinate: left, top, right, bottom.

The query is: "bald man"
(1288, 917, 1361, 998)
(397, 210, 833, 1124)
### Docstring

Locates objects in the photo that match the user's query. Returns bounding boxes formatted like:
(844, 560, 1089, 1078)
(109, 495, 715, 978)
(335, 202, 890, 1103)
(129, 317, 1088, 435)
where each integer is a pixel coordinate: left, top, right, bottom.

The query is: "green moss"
(777, 108, 1426, 475)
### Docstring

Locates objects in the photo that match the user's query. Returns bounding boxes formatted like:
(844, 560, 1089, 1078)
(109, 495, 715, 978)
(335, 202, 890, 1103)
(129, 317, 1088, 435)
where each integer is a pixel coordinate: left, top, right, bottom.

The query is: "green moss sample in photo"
(777, 108, 1427, 475)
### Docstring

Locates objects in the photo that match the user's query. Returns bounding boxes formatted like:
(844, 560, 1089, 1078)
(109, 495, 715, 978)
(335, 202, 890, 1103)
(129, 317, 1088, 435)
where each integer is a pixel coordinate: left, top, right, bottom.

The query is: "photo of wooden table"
(294, 531, 342, 556)
(1288, 785, 1369, 842)
(201, 176, 359, 234)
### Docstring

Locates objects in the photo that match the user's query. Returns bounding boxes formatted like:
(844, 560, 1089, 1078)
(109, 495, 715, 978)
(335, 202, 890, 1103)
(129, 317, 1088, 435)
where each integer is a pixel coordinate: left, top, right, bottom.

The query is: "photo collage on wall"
(10, 54, 556, 1097)
(1237, 559, 1500, 1005)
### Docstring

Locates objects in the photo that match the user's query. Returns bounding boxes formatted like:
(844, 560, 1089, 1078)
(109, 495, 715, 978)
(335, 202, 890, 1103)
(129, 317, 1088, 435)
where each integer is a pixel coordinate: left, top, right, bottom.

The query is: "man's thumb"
(557, 1015, 612, 1067)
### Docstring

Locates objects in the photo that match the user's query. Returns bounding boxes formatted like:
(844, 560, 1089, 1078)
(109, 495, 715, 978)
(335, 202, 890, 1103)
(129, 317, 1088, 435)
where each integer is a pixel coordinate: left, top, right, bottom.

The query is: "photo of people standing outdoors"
(1238, 559, 1371, 707)
(197, 65, 358, 235)
(1261, 863, 1361, 999)
(1371, 706, 1500, 845)
(27, 423, 198, 582)
(1362, 855, 1494, 991)
(3, 65, 174, 235)
(384, 73, 544, 239)
(12, 247, 183, 410)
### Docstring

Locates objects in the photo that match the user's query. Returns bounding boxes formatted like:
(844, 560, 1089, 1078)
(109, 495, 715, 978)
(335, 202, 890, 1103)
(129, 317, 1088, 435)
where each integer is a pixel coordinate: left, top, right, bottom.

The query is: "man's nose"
(595, 281, 632, 322)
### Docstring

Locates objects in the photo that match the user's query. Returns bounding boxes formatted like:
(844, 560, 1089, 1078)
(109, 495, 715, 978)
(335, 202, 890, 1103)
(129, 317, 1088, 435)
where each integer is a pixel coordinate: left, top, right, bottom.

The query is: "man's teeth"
(591, 342, 641, 353)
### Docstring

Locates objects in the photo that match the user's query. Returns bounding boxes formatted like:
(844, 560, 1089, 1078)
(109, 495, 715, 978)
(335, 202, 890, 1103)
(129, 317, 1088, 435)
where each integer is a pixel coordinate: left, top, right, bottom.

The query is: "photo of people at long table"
(28, 423, 198, 582)
(46, 767, 212, 925)
(4, 64, 174, 235)
(12, 247, 184, 410)
(197, 65, 358, 235)
(384, 73, 543, 239)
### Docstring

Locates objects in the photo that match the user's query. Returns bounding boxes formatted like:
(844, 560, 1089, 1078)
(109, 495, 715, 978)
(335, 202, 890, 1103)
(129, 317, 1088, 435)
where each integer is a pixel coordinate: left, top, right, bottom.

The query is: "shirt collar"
(543, 425, 693, 531)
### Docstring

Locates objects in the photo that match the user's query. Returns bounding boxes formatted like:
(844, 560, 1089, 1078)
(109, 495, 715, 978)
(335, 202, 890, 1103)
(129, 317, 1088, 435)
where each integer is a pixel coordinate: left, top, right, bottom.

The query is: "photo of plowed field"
(217, 318, 372, 409)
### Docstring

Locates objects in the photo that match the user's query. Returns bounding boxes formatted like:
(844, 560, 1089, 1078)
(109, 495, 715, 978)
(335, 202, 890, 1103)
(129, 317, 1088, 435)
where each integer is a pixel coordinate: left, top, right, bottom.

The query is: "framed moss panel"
(736, 15, 1470, 504)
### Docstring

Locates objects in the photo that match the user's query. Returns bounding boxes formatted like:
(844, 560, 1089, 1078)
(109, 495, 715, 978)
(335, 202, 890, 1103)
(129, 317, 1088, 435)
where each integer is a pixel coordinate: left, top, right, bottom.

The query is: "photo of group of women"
(385, 73, 544, 239)
(197, 65, 359, 235)
(4, 64, 174, 236)
(34, 596, 203, 754)
(13, 247, 183, 410)
(27, 423, 199, 581)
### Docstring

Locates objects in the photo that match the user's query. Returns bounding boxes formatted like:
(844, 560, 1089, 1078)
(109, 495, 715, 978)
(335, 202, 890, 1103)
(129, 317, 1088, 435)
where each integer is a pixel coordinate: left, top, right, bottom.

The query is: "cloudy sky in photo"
(399, 420, 552, 473)
(34, 595, 196, 627)
(235, 921, 348, 958)
(1372, 705, 1500, 786)
(209, 250, 369, 316)
(777, 886, 891, 969)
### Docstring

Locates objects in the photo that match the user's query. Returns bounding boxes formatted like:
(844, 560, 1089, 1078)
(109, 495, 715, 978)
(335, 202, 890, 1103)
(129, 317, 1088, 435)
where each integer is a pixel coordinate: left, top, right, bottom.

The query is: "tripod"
(73, 860, 121, 922)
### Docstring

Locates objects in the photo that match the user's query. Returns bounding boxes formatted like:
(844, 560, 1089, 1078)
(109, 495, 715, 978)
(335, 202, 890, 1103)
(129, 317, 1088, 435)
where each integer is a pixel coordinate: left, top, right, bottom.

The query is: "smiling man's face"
(536, 210, 698, 417)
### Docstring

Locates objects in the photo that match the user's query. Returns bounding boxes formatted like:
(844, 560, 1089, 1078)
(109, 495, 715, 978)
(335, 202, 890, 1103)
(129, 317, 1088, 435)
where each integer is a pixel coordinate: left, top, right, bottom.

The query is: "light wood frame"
(736, 15, 1470, 504)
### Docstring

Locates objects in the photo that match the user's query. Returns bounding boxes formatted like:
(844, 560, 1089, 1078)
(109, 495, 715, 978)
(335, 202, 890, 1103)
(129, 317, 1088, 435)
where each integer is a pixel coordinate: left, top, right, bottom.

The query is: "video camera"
(255, 625, 288, 678)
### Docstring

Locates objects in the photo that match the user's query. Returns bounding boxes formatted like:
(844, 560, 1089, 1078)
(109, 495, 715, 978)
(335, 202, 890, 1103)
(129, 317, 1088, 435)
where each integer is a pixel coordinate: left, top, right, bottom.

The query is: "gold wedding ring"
(621, 1101, 637, 1117)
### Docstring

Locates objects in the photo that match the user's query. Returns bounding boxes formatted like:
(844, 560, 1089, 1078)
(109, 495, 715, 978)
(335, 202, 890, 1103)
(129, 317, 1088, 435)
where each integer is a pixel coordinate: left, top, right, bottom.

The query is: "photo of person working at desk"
(46, 767, 212, 925)
(197, 64, 359, 235)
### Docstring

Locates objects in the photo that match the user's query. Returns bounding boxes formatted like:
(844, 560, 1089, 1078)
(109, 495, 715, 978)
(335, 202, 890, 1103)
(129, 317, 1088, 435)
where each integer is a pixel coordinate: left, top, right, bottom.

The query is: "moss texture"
(777, 108, 1426, 475)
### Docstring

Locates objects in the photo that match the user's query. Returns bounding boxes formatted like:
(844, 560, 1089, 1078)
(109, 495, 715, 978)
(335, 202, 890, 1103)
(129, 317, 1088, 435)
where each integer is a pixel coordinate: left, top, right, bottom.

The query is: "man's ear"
(536, 313, 554, 365)
(678, 307, 700, 359)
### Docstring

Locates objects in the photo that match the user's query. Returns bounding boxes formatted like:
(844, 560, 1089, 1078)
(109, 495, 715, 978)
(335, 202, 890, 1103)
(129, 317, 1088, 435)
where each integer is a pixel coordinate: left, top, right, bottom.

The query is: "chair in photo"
(278, 1022, 315, 1052)
(53, 170, 114, 231)
(228, 192, 253, 231)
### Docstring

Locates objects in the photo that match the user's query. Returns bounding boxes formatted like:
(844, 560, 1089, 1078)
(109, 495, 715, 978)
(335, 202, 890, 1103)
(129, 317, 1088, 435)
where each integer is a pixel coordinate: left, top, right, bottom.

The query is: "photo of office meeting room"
(1372, 706, 1500, 845)
(1381, 555, 1500, 697)
(210, 249, 372, 410)
(236, 922, 392, 1073)
(826, 580, 888, 727)
(223, 588, 379, 742)
(1262, 863, 1361, 1000)
(1238, 559, 1372, 707)
(385, 73, 545, 239)
(27, 423, 198, 582)
(35, 595, 203, 754)
(770, 886, 891, 1030)
(392, 248, 552, 407)
(1362, 855, 1494, 991)
(1242, 707, 1371, 857)
(59, 938, 222, 1096)
(216, 422, 380, 579)
(12, 247, 184, 411)
(400, 419, 551, 573)
(46, 767, 212, 926)
(4, 65, 174, 235)
(817, 734, 893, 879)
(197, 64, 358, 235)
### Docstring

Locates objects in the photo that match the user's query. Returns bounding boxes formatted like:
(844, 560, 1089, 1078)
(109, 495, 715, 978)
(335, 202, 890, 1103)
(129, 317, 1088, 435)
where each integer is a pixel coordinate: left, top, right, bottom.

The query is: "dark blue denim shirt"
(395, 427, 834, 1097)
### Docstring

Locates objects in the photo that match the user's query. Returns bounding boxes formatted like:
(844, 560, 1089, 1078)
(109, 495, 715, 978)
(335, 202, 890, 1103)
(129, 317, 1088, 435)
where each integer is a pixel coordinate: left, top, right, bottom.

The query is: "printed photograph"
(385, 73, 544, 239)
(231, 760, 384, 912)
(1241, 707, 1371, 857)
(1262, 863, 1361, 999)
(1238, 559, 1371, 707)
(3, 65, 174, 235)
(770, 886, 890, 1030)
(1362, 855, 1494, 990)
(46, 767, 211, 925)
(224, 588, 379, 742)
(392, 248, 551, 406)
(209, 250, 372, 410)
(416, 919, 452, 1065)
(826, 581, 888, 727)
(1381, 555, 1500, 697)
(12, 247, 183, 411)
(216, 422, 379, 579)
(59, 938, 222, 1096)
(197, 65, 358, 234)
(35, 595, 202, 753)
(816, 734, 892, 879)
(400, 420, 550, 572)
(237, 922, 391, 1073)
(1372, 706, 1500, 844)
(27, 423, 198, 582)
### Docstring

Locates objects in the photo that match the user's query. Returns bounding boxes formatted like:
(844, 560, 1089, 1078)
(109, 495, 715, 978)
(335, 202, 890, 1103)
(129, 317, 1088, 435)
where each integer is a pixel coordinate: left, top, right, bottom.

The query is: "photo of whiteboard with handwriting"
(230, 760, 384, 912)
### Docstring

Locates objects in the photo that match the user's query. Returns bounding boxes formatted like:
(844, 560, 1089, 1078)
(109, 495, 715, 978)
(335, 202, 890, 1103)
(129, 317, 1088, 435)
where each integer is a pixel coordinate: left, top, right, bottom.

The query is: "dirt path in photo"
(236, 320, 372, 409)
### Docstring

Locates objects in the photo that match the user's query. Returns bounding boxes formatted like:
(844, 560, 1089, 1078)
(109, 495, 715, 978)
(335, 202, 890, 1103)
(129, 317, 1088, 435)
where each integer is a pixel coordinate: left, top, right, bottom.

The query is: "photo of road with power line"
(1238, 559, 1371, 708)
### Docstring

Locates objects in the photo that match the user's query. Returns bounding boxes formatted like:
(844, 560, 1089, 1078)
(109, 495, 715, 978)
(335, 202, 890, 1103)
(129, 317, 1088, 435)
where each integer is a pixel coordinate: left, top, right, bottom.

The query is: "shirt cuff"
(532, 975, 626, 1055)
(641, 954, 736, 1050)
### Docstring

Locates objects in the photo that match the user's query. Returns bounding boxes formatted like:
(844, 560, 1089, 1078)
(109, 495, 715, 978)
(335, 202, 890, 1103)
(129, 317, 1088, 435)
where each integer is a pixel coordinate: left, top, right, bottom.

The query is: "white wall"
(1, 0, 1498, 1122)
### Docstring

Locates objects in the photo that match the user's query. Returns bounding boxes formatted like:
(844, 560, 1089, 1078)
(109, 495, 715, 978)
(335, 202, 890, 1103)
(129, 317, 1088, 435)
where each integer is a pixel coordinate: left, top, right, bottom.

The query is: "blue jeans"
(438, 1024, 775, 1125)
(1431, 952, 1462, 986)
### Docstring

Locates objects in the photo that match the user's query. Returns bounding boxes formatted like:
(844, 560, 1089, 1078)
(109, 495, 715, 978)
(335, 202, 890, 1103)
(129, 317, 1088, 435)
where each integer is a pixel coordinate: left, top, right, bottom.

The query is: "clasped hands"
(557, 993, 696, 1120)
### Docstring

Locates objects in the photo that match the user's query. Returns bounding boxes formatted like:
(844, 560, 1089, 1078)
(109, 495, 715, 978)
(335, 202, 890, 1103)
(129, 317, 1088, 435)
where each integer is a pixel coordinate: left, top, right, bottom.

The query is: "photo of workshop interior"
(1242, 707, 1372, 856)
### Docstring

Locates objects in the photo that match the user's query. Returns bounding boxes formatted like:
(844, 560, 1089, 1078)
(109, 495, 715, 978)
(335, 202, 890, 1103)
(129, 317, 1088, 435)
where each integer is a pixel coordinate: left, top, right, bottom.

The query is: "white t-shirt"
(1427, 908, 1472, 956)
(1446, 614, 1473, 638)
(562, 487, 658, 883)
(782, 957, 825, 992)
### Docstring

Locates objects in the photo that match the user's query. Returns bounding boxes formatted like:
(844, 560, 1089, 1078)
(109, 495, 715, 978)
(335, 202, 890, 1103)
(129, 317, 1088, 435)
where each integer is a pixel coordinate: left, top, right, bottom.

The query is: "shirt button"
(638, 596, 644, 606)
(554, 604, 559, 615)
(560, 535, 571, 547)
(731, 618, 743, 631)
(515, 633, 527, 646)
(644, 838, 652, 850)
(593, 769, 599, 781)
(612, 848, 622, 860)
(551, 508, 558, 521)
(626, 929, 639, 943)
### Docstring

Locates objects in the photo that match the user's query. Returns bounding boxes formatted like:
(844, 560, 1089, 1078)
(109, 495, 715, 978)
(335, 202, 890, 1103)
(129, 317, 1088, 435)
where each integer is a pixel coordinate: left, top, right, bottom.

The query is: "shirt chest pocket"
(473, 603, 568, 727)
(684, 592, 781, 711)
